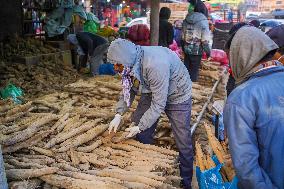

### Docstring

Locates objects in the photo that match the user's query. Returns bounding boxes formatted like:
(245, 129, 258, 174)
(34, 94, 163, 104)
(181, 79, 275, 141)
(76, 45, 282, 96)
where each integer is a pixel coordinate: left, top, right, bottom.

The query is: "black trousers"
(226, 74, 236, 97)
(184, 54, 202, 82)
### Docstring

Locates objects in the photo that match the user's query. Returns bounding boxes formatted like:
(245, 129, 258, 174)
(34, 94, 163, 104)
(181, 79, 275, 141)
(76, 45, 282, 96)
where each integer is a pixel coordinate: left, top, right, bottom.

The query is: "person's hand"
(108, 114, 122, 134)
(125, 126, 141, 138)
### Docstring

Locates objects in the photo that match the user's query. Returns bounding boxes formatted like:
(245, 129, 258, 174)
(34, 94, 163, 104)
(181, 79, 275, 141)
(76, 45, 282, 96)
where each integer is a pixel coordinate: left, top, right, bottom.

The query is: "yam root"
(6, 167, 58, 181)
(41, 174, 128, 189)
(77, 138, 103, 152)
(3, 130, 52, 153)
(9, 179, 42, 189)
(46, 119, 102, 149)
(96, 169, 164, 187)
(1, 114, 58, 146)
(56, 124, 108, 152)
(195, 142, 205, 171)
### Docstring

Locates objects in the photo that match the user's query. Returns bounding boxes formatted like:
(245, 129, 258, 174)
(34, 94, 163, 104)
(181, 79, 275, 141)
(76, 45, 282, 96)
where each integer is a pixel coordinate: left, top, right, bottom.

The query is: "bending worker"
(67, 32, 109, 76)
(107, 39, 193, 189)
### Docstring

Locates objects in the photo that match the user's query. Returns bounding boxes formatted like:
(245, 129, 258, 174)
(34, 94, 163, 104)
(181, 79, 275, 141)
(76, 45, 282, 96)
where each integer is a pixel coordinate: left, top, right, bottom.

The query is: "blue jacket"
(224, 66, 284, 189)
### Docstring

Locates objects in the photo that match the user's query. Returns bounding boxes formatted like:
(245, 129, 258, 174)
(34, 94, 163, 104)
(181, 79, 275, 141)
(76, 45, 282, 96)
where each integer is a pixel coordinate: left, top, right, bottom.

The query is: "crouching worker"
(224, 26, 284, 189)
(107, 39, 193, 189)
(67, 32, 109, 76)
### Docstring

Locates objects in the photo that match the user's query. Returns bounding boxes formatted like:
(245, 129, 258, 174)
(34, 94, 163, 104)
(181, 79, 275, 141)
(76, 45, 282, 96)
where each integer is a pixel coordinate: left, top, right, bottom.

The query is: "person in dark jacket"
(182, 3, 210, 82)
(225, 22, 249, 96)
(266, 24, 284, 64)
(159, 7, 174, 48)
(224, 26, 284, 189)
(67, 32, 109, 76)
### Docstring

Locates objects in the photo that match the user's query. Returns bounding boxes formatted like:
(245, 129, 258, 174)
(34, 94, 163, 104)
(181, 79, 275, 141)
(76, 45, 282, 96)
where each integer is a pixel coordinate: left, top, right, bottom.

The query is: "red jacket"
(127, 24, 150, 46)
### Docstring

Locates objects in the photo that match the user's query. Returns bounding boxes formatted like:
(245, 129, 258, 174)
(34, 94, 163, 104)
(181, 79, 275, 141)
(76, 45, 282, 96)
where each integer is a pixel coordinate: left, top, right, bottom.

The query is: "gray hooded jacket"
(229, 26, 278, 84)
(107, 39, 192, 131)
(182, 12, 211, 56)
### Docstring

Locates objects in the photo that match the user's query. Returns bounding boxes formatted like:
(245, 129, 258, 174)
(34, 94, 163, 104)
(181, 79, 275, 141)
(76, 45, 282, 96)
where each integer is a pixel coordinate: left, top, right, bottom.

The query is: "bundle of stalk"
(0, 59, 80, 100)
(195, 123, 235, 182)
(0, 76, 181, 189)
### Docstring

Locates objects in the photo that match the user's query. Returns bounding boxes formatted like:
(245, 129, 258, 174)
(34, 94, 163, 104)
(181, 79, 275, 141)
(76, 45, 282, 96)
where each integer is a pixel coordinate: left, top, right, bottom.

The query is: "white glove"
(125, 126, 141, 138)
(108, 114, 122, 134)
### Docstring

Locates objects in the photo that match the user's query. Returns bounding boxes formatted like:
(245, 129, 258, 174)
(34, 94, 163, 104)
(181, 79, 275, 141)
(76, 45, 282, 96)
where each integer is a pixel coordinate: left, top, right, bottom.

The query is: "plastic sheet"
(0, 84, 23, 104)
(210, 49, 229, 66)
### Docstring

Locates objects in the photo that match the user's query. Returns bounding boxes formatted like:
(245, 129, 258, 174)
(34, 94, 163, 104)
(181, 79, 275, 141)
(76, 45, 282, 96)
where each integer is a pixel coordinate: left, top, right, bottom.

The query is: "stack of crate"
(160, 3, 189, 23)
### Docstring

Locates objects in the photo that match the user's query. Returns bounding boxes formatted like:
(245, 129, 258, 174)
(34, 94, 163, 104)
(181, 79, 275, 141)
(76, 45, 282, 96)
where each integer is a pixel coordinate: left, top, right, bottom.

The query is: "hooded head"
(229, 26, 278, 84)
(160, 7, 171, 20)
(107, 39, 144, 106)
(107, 38, 138, 68)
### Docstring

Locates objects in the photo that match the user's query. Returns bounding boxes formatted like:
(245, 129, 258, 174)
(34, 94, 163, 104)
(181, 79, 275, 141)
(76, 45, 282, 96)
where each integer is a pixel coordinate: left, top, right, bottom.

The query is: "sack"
(210, 49, 229, 66)
(196, 156, 239, 189)
(169, 40, 182, 58)
(0, 84, 23, 104)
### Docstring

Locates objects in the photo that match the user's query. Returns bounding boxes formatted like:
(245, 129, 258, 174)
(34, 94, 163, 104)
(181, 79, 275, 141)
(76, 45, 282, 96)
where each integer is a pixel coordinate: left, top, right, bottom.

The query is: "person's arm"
(137, 63, 170, 131)
(224, 102, 277, 189)
(76, 33, 94, 56)
(116, 89, 136, 115)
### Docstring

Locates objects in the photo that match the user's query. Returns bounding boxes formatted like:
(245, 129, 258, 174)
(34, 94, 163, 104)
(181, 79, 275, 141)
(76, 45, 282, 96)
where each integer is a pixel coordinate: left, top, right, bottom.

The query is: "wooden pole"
(191, 77, 222, 136)
(150, 0, 160, 46)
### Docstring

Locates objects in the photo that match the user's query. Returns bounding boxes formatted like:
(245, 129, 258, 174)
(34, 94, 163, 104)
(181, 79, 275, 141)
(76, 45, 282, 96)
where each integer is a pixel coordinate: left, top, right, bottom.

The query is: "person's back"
(182, 12, 210, 58)
(225, 66, 284, 189)
(76, 32, 108, 55)
(159, 7, 174, 48)
(141, 46, 192, 104)
(224, 26, 284, 189)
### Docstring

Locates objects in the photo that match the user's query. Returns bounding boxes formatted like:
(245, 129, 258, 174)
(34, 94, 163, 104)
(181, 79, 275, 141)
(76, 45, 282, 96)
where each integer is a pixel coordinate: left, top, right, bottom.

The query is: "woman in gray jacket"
(107, 39, 193, 189)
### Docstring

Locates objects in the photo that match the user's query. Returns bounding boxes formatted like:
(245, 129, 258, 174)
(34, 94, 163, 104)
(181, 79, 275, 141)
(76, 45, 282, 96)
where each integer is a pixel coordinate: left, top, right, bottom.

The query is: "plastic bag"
(196, 156, 239, 189)
(84, 21, 98, 34)
(210, 49, 229, 66)
(169, 40, 182, 58)
(0, 84, 23, 104)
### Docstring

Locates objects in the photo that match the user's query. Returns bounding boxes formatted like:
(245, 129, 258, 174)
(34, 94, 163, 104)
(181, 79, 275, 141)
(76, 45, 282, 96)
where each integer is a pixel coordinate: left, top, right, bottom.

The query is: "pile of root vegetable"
(0, 36, 59, 61)
(0, 76, 181, 189)
(0, 57, 80, 100)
